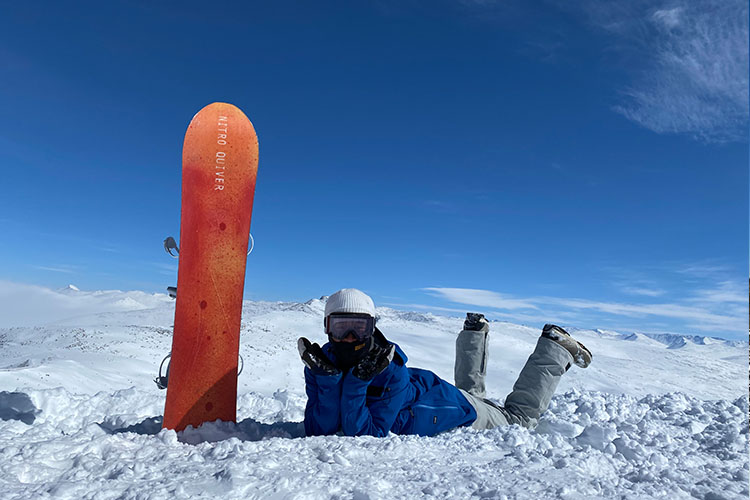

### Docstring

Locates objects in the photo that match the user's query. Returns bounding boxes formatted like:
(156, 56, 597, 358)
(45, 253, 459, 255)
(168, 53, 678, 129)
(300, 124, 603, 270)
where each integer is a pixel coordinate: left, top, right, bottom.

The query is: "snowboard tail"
(163, 102, 258, 431)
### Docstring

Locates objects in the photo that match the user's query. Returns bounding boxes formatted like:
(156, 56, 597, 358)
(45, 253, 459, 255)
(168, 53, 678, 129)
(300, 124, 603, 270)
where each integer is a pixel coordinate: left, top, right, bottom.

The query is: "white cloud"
(619, 286, 666, 297)
(380, 302, 472, 316)
(33, 265, 76, 274)
(383, 300, 572, 326)
(153, 262, 178, 276)
(688, 280, 747, 305)
(651, 8, 682, 29)
(573, 0, 749, 142)
(545, 296, 741, 332)
(423, 274, 746, 334)
(0, 281, 170, 327)
(422, 287, 539, 310)
(675, 262, 732, 279)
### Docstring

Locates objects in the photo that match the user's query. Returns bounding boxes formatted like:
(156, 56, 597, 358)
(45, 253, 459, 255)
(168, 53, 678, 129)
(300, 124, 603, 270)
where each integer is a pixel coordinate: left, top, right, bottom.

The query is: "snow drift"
(0, 283, 747, 499)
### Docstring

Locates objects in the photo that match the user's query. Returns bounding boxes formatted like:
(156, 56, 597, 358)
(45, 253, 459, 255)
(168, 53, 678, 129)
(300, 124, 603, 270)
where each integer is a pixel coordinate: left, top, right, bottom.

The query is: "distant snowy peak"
(593, 328, 623, 338)
(303, 297, 326, 312)
(621, 333, 666, 347)
(58, 284, 80, 293)
(614, 330, 746, 349)
(376, 307, 441, 324)
(113, 297, 149, 310)
(552, 325, 746, 348)
(283, 299, 325, 315)
(237, 297, 327, 318)
(641, 332, 747, 349)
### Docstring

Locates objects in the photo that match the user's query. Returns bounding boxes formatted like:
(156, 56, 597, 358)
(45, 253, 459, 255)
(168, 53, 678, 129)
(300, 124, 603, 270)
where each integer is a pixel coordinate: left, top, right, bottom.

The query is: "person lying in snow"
(298, 288, 592, 437)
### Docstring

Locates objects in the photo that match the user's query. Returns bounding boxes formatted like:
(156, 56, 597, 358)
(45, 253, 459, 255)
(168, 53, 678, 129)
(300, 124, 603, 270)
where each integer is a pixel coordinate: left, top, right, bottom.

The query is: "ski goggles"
(326, 314, 375, 341)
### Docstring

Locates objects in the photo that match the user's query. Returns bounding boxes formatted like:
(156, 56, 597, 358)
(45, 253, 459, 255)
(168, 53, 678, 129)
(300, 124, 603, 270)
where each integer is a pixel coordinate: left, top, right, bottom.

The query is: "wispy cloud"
(619, 286, 666, 297)
(577, 0, 748, 142)
(32, 265, 77, 274)
(94, 246, 120, 253)
(422, 287, 539, 310)
(544, 296, 741, 332)
(675, 262, 733, 279)
(0, 280, 170, 327)
(597, 266, 669, 298)
(153, 262, 178, 276)
(383, 300, 562, 326)
(459, 0, 747, 141)
(687, 280, 747, 305)
(422, 260, 747, 336)
(380, 302, 469, 315)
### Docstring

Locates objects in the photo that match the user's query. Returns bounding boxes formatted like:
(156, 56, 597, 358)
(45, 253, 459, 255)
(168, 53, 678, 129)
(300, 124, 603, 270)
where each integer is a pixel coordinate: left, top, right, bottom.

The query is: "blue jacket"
(304, 336, 477, 437)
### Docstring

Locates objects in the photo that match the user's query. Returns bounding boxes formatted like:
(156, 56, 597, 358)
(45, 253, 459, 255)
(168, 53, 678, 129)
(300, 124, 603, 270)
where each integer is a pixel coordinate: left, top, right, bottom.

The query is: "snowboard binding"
(164, 233, 255, 258)
(154, 353, 172, 390)
(164, 236, 179, 257)
(158, 233, 250, 388)
(154, 352, 245, 390)
(163, 234, 254, 299)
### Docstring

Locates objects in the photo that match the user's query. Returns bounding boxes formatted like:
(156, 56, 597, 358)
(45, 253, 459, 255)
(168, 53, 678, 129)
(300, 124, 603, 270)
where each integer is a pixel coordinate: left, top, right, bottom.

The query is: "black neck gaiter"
(330, 336, 374, 370)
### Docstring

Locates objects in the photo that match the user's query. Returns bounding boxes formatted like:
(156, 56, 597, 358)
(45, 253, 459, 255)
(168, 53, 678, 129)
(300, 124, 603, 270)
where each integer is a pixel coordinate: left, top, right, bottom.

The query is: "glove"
(463, 312, 489, 333)
(298, 337, 341, 376)
(351, 343, 395, 381)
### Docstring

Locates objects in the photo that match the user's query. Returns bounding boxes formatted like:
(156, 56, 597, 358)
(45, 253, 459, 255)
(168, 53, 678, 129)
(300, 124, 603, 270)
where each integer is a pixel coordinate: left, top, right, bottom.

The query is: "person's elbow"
(305, 419, 340, 436)
(340, 417, 389, 437)
(342, 425, 387, 438)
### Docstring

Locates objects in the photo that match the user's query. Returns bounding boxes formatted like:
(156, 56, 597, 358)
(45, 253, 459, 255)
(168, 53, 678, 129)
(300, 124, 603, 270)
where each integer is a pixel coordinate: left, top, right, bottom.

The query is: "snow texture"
(0, 284, 747, 499)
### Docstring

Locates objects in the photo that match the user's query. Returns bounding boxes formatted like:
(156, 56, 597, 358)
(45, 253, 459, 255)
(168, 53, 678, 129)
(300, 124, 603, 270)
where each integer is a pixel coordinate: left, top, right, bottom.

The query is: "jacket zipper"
(479, 331, 487, 374)
(410, 404, 460, 412)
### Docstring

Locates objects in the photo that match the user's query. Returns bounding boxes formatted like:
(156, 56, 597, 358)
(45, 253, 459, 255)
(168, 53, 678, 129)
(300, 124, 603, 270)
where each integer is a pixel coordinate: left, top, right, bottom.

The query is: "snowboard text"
(215, 116, 228, 191)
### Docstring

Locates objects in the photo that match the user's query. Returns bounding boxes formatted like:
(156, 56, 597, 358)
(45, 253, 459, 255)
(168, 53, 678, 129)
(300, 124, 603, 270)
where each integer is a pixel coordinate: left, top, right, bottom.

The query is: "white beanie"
(325, 288, 376, 318)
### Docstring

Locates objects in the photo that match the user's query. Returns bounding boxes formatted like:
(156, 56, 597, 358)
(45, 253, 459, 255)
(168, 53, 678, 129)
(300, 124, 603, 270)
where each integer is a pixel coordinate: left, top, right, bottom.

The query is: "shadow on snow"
(0, 391, 40, 425)
(98, 415, 306, 444)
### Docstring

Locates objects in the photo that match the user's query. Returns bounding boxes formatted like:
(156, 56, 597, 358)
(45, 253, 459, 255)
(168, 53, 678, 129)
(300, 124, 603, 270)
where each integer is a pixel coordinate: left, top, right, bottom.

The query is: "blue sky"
(0, 0, 747, 338)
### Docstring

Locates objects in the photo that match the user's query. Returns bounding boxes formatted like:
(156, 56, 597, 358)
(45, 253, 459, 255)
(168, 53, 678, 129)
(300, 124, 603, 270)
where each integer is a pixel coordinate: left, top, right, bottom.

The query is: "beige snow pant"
(454, 329, 573, 430)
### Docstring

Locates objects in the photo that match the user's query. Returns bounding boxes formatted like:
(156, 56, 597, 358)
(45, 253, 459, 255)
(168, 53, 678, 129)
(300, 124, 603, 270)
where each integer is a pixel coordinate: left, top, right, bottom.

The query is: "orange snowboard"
(163, 102, 258, 431)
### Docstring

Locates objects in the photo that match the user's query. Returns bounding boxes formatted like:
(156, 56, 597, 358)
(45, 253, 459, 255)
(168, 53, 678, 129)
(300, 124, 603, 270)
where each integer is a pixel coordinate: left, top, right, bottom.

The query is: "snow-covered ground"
(0, 284, 747, 499)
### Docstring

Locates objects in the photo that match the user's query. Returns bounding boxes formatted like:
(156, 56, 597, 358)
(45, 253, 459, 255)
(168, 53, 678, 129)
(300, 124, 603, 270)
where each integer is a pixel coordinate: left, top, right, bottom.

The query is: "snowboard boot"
(455, 313, 490, 398)
(463, 312, 489, 333)
(541, 324, 592, 368)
